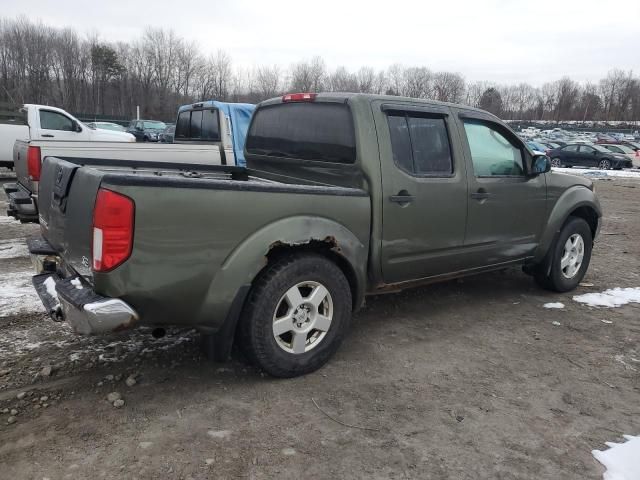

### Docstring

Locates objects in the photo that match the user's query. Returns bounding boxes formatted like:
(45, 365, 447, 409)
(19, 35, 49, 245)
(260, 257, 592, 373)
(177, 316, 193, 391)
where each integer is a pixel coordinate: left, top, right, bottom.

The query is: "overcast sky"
(6, 0, 640, 86)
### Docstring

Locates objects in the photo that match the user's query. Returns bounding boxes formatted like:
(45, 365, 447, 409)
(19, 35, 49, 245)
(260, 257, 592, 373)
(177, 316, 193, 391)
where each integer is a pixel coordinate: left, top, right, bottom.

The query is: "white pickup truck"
(0, 104, 134, 168)
(4, 101, 255, 222)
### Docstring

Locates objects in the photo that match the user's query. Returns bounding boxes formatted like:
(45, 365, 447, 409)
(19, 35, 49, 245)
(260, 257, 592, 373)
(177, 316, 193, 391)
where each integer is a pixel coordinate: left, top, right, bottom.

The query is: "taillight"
(282, 93, 317, 102)
(27, 146, 41, 181)
(92, 189, 134, 272)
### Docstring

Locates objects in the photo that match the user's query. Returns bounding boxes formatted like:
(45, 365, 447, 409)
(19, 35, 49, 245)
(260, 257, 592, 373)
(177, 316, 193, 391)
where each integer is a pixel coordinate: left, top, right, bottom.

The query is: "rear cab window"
(246, 102, 356, 164)
(175, 108, 220, 141)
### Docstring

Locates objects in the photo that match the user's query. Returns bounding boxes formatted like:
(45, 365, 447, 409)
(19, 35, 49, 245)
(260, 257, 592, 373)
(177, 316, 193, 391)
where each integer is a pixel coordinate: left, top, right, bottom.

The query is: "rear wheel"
(535, 217, 592, 292)
(598, 159, 611, 170)
(239, 253, 352, 378)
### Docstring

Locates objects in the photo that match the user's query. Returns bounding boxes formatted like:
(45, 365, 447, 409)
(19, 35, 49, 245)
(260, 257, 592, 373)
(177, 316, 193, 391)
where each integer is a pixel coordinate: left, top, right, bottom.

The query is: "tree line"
(1, 16, 639, 123)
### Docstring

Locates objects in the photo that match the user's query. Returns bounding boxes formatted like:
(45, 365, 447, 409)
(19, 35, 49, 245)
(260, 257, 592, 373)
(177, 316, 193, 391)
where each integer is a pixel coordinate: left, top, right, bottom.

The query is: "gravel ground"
(0, 169, 638, 479)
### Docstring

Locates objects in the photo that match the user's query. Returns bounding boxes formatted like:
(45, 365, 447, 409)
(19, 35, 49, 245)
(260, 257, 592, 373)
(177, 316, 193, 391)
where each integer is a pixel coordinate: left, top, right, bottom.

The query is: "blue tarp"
(178, 101, 255, 166)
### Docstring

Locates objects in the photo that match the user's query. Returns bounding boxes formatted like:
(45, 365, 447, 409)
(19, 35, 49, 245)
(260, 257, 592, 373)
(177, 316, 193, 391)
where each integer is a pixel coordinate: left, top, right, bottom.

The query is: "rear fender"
(195, 216, 368, 331)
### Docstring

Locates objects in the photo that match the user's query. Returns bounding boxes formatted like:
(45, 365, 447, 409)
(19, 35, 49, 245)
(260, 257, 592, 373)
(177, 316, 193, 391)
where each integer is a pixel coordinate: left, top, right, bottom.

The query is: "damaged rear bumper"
(29, 237, 138, 335)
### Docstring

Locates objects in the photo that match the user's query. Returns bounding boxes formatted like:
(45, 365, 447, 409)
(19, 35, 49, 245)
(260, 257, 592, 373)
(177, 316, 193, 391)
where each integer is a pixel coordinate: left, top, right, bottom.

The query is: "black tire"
(239, 253, 352, 378)
(598, 159, 611, 170)
(535, 217, 593, 292)
(551, 157, 562, 168)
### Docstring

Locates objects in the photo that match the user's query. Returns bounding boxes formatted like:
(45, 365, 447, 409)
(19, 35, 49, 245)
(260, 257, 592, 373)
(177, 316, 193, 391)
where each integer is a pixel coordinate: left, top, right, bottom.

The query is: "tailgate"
(38, 157, 103, 280)
(13, 140, 30, 189)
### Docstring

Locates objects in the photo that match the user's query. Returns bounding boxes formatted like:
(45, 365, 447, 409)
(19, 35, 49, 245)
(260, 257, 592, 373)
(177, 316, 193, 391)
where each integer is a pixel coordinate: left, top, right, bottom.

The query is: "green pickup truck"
(29, 93, 601, 377)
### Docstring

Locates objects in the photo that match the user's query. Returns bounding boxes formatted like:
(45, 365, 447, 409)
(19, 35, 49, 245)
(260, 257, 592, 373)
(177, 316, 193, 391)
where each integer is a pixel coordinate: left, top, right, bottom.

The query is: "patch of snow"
(0, 271, 44, 317)
(615, 355, 637, 372)
(573, 288, 640, 308)
(601, 319, 613, 324)
(553, 167, 640, 180)
(592, 435, 640, 480)
(0, 238, 28, 259)
(551, 321, 562, 326)
(43, 276, 59, 300)
(544, 302, 565, 309)
(207, 430, 232, 439)
(0, 216, 20, 225)
(70, 278, 83, 290)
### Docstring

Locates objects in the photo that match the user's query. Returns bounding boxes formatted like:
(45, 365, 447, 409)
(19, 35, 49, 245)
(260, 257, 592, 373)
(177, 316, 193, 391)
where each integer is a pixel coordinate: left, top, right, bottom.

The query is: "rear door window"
(246, 103, 356, 163)
(387, 112, 453, 176)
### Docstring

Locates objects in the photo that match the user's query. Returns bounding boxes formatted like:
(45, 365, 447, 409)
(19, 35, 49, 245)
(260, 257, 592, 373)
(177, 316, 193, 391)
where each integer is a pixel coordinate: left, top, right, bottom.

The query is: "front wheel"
(551, 157, 562, 168)
(535, 217, 593, 292)
(239, 253, 352, 378)
(598, 159, 611, 170)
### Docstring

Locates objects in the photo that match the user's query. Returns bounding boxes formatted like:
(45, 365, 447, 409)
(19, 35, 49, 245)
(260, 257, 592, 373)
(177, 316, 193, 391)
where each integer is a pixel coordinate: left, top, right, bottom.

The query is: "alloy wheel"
(272, 281, 334, 354)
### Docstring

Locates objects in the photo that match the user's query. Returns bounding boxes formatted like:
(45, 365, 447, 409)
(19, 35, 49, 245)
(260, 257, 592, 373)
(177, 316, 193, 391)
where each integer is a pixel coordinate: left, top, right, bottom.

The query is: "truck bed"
(7, 139, 228, 222)
(37, 156, 371, 333)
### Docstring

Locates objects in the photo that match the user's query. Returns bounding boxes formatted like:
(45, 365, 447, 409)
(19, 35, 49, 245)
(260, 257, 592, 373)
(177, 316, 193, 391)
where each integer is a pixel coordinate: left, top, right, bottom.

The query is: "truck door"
(36, 108, 82, 141)
(455, 112, 547, 267)
(375, 102, 468, 283)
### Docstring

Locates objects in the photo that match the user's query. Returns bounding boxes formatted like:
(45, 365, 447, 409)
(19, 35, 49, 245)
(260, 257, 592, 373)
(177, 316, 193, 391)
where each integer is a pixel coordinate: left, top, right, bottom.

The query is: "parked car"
(0, 104, 134, 169)
(86, 121, 127, 132)
(596, 134, 619, 145)
(3, 102, 255, 222)
(159, 124, 175, 143)
(548, 143, 633, 169)
(602, 144, 640, 168)
(27, 92, 601, 378)
(127, 119, 167, 142)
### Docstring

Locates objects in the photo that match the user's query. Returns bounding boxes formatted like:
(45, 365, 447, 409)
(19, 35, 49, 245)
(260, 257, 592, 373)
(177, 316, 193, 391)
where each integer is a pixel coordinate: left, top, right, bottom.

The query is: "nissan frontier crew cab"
(28, 93, 601, 378)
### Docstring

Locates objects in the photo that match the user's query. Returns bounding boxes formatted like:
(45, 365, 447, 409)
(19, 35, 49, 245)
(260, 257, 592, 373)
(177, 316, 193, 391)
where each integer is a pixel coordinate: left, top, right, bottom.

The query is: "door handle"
(470, 190, 491, 200)
(389, 191, 414, 204)
(41, 134, 54, 138)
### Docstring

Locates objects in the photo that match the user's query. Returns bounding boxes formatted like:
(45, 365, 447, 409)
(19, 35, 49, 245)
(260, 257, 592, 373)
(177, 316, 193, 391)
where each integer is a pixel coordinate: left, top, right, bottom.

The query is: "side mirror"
(136, 126, 143, 131)
(530, 155, 551, 175)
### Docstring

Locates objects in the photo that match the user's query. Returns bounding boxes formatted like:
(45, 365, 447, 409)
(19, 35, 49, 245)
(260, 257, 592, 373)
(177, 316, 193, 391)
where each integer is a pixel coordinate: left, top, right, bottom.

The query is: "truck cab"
(174, 101, 255, 166)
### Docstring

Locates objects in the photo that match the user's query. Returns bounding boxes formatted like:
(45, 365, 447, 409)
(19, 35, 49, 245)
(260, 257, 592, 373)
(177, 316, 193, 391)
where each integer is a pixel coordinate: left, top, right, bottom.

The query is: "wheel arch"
(196, 216, 368, 330)
(535, 185, 601, 264)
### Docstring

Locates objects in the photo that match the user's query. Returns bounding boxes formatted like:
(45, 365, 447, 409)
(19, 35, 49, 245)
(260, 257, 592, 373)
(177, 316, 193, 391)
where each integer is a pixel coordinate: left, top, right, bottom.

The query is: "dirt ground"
(0, 170, 638, 480)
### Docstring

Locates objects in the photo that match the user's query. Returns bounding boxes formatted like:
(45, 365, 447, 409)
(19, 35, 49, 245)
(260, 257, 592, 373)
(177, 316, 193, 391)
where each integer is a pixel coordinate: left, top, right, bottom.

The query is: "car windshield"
(97, 123, 125, 131)
(143, 121, 166, 130)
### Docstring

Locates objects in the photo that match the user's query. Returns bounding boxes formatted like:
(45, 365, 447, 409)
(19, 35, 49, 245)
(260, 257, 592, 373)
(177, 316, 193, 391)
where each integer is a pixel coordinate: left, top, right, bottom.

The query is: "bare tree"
(432, 72, 465, 103)
(404, 67, 432, 99)
(255, 65, 281, 99)
(1, 16, 639, 124)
